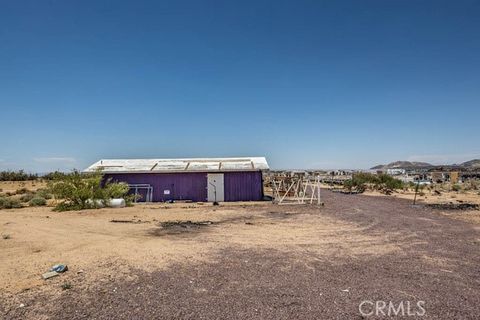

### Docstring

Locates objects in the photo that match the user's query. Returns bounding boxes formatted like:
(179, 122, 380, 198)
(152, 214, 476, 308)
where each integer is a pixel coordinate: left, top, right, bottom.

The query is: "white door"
(207, 173, 224, 202)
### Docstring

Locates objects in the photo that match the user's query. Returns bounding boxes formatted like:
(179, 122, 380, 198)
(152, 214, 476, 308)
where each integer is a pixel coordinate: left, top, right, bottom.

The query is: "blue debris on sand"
(50, 264, 68, 273)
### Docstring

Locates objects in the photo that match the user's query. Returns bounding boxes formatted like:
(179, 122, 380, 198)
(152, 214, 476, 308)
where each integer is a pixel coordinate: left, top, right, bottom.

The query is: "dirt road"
(1, 191, 479, 319)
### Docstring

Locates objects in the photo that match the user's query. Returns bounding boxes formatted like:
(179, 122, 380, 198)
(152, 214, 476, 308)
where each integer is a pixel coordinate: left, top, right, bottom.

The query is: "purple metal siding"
(224, 171, 264, 201)
(105, 171, 264, 202)
(104, 173, 208, 202)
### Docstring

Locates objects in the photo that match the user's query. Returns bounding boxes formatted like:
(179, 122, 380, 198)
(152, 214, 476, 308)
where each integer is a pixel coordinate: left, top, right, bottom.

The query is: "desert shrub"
(41, 171, 70, 181)
(104, 181, 138, 205)
(0, 197, 22, 209)
(0, 170, 38, 181)
(19, 193, 35, 202)
(36, 188, 53, 200)
(48, 170, 131, 211)
(343, 179, 354, 191)
(463, 180, 480, 191)
(352, 172, 379, 185)
(29, 196, 47, 206)
(452, 184, 461, 192)
(344, 178, 364, 193)
(377, 174, 404, 190)
(103, 180, 130, 198)
(15, 188, 29, 194)
(344, 173, 404, 193)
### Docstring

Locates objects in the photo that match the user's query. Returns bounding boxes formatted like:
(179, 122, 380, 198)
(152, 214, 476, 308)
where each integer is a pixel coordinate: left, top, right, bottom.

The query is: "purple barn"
(84, 157, 269, 202)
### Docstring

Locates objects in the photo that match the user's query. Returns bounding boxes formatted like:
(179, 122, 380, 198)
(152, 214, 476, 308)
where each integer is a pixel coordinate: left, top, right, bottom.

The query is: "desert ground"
(0, 181, 47, 193)
(1, 190, 480, 319)
(363, 189, 480, 205)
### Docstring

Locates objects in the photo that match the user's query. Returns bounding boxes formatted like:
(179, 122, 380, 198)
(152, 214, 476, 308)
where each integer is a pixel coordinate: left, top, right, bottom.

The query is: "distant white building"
(386, 168, 406, 175)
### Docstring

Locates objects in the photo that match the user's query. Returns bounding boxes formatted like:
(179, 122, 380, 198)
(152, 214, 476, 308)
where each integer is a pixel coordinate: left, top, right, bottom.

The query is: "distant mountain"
(371, 159, 480, 170)
(370, 161, 433, 170)
(459, 159, 480, 168)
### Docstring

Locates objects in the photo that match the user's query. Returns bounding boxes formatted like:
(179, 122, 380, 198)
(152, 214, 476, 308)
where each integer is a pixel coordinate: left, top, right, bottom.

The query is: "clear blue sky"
(1, 0, 479, 172)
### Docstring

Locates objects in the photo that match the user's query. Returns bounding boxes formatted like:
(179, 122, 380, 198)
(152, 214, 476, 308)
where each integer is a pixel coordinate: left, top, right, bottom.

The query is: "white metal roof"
(83, 157, 269, 173)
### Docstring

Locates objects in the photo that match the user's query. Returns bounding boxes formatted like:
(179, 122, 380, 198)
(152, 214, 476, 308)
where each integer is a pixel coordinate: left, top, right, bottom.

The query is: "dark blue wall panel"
(105, 171, 264, 202)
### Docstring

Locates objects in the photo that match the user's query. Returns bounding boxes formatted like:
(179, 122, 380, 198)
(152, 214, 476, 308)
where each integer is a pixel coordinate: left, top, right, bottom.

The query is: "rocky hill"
(459, 159, 480, 168)
(371, 159, 480, 170)
(371, 161, 433, 170)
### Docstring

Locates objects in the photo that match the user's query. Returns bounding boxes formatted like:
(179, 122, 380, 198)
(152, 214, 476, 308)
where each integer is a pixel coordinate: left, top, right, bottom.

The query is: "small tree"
(48, 170, 131, 211)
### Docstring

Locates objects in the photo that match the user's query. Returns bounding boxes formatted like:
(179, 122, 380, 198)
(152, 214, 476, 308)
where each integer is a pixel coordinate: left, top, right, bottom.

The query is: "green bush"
(15, 188, 29, 195)
(20, 193, 35, 203)
(0, 170, 38, 181)
(344, 173, 404, 193)
(48, 170, 132, 211)
(36, 188, 53, 200)
(0, 197, 22, 209)
(41, 171, 73, 181)
(377, 174, 404, 190)
(452, 184, 461, 192)
(29, 196, 47, 206)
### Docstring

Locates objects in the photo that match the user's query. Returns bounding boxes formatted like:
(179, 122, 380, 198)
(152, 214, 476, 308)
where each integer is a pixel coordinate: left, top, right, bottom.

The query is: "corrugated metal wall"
(105, 171, 264, 202)
(105, 172, 207, 202)
(223, 171, 263, 201)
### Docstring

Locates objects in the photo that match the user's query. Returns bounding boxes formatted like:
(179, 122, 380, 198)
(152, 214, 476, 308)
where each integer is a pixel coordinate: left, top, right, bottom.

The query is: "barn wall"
(104, 171, 264, 202)
(224, 171, 264, 201)
(104, 172, 207, 202)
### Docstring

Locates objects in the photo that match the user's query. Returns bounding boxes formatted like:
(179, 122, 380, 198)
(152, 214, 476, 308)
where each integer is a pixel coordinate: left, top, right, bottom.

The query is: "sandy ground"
(363, 189, 480, 205)
(363, 189, 480, 225)
(1, 191, 480, 319)
(0, 181, 47, 193)
(0, 202, 393, 295)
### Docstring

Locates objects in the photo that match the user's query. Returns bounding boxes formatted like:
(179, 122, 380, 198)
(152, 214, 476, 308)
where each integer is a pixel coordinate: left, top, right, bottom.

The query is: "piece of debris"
(110, 219, 149, 224)
(108, 198, 126, 208)
(341, 289, 350, 293)
(160, 220, 213, 228)
(61, 282, 72, 290)
(42, 264, 68, 279)
(42, 271, 59, 280)
(50, 264, 68, 273)
(440, 269, 453, 273)
(19, 303, 25, 308)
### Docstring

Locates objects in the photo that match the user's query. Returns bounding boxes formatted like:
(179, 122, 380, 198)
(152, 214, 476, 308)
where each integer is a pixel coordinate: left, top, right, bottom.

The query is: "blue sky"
(1, 0, 479, 172)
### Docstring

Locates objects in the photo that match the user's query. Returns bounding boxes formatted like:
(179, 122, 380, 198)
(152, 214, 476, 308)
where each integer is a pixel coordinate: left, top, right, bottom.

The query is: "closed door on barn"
(207, 173, 224, 202)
